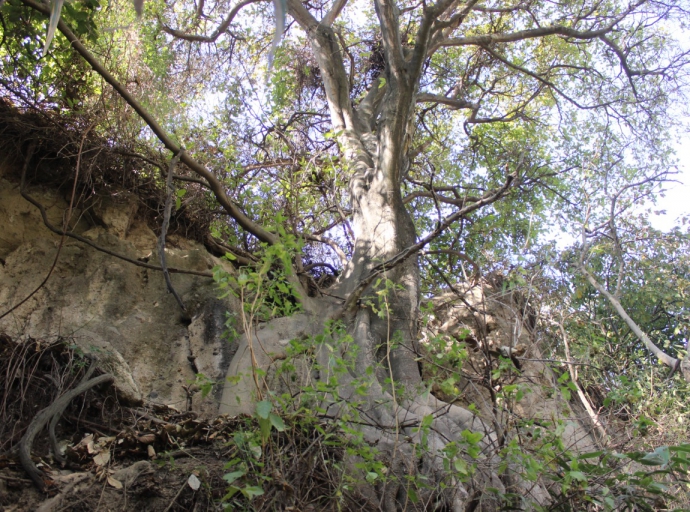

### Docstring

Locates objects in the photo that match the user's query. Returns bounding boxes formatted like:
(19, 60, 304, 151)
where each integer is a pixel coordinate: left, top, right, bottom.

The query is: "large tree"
(2, 0, 689, 507)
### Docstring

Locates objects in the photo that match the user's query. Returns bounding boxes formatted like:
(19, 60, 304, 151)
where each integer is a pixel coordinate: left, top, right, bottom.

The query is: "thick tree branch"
(159, 0, 258, 42)
(437, 15, 632, 49)
(416, 93, 477, 109)
(576, 172, 685, 376)
(374, 0, 405, 77)
(322, 0, 349, 26)
(355, 79, 387, 130)
(287, 0, 374, 176)
(287, 0, 349, 127)
(426, 0, 480, 60)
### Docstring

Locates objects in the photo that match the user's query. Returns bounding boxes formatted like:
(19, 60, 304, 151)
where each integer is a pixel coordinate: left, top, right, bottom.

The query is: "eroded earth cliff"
(0, 160, 238, 417)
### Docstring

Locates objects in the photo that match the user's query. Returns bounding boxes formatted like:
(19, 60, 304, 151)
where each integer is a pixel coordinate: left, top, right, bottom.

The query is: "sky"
(650, 22, 690, 232)
(651, 141, 690, 231)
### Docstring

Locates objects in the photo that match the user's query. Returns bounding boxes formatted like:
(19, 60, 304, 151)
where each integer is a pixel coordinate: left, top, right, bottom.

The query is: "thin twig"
(163, 479, 189, 512)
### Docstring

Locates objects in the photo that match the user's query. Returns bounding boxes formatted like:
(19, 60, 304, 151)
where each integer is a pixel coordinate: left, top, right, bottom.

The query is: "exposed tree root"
(19, 373, 114, 490)
(221, 307, 550, 511)
(34, 473, 94, 512)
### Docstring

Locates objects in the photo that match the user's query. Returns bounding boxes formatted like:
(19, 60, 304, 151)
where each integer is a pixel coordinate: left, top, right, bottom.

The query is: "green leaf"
(568, 470, 587, 481)
(577, 451, 605, 460)
(269, 412, 285, 431)
(639, 446, 670, 466)
(258, 416, 271, 441)
(454, 458, 468, 476)
(461, 430, 483, 444)
(223, 470, 245, 484)
(255, 400, 272, 420)
(670, 445, 690, 454)
(241, 485, 264, 499)
(222, 486, 240, 500)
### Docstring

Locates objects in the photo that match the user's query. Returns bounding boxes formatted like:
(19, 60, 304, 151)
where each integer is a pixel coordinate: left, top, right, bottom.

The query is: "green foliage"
(541, 445, 690, 511)
(221, 429, 267, 509)
(212, 302, 690, 510)
(213, 234, 303, 322)
(0, 0, 100, 110)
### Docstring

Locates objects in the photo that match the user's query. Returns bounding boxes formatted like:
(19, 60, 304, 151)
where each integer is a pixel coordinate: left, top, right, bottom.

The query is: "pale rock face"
(0, 165, 239, 416)
(425, 283, 597, 453)
(0, 177, 90, 262)
(88, 192, 140, 239)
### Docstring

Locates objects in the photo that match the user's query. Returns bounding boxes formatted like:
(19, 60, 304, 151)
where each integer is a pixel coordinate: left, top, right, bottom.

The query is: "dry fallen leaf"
(80, 434, 94, 444)
(188, 474, 201, 491)
(107, 476, 123, 489)
(147, 445, 156, 458)
(93, 451, 111, 466)
(137, 434, 156, 444)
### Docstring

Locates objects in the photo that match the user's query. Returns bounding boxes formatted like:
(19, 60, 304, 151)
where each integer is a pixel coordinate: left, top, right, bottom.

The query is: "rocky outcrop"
(219, 312, 324, 416)
(424, 282, 598, 453)
(0, 165, 238, 417)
